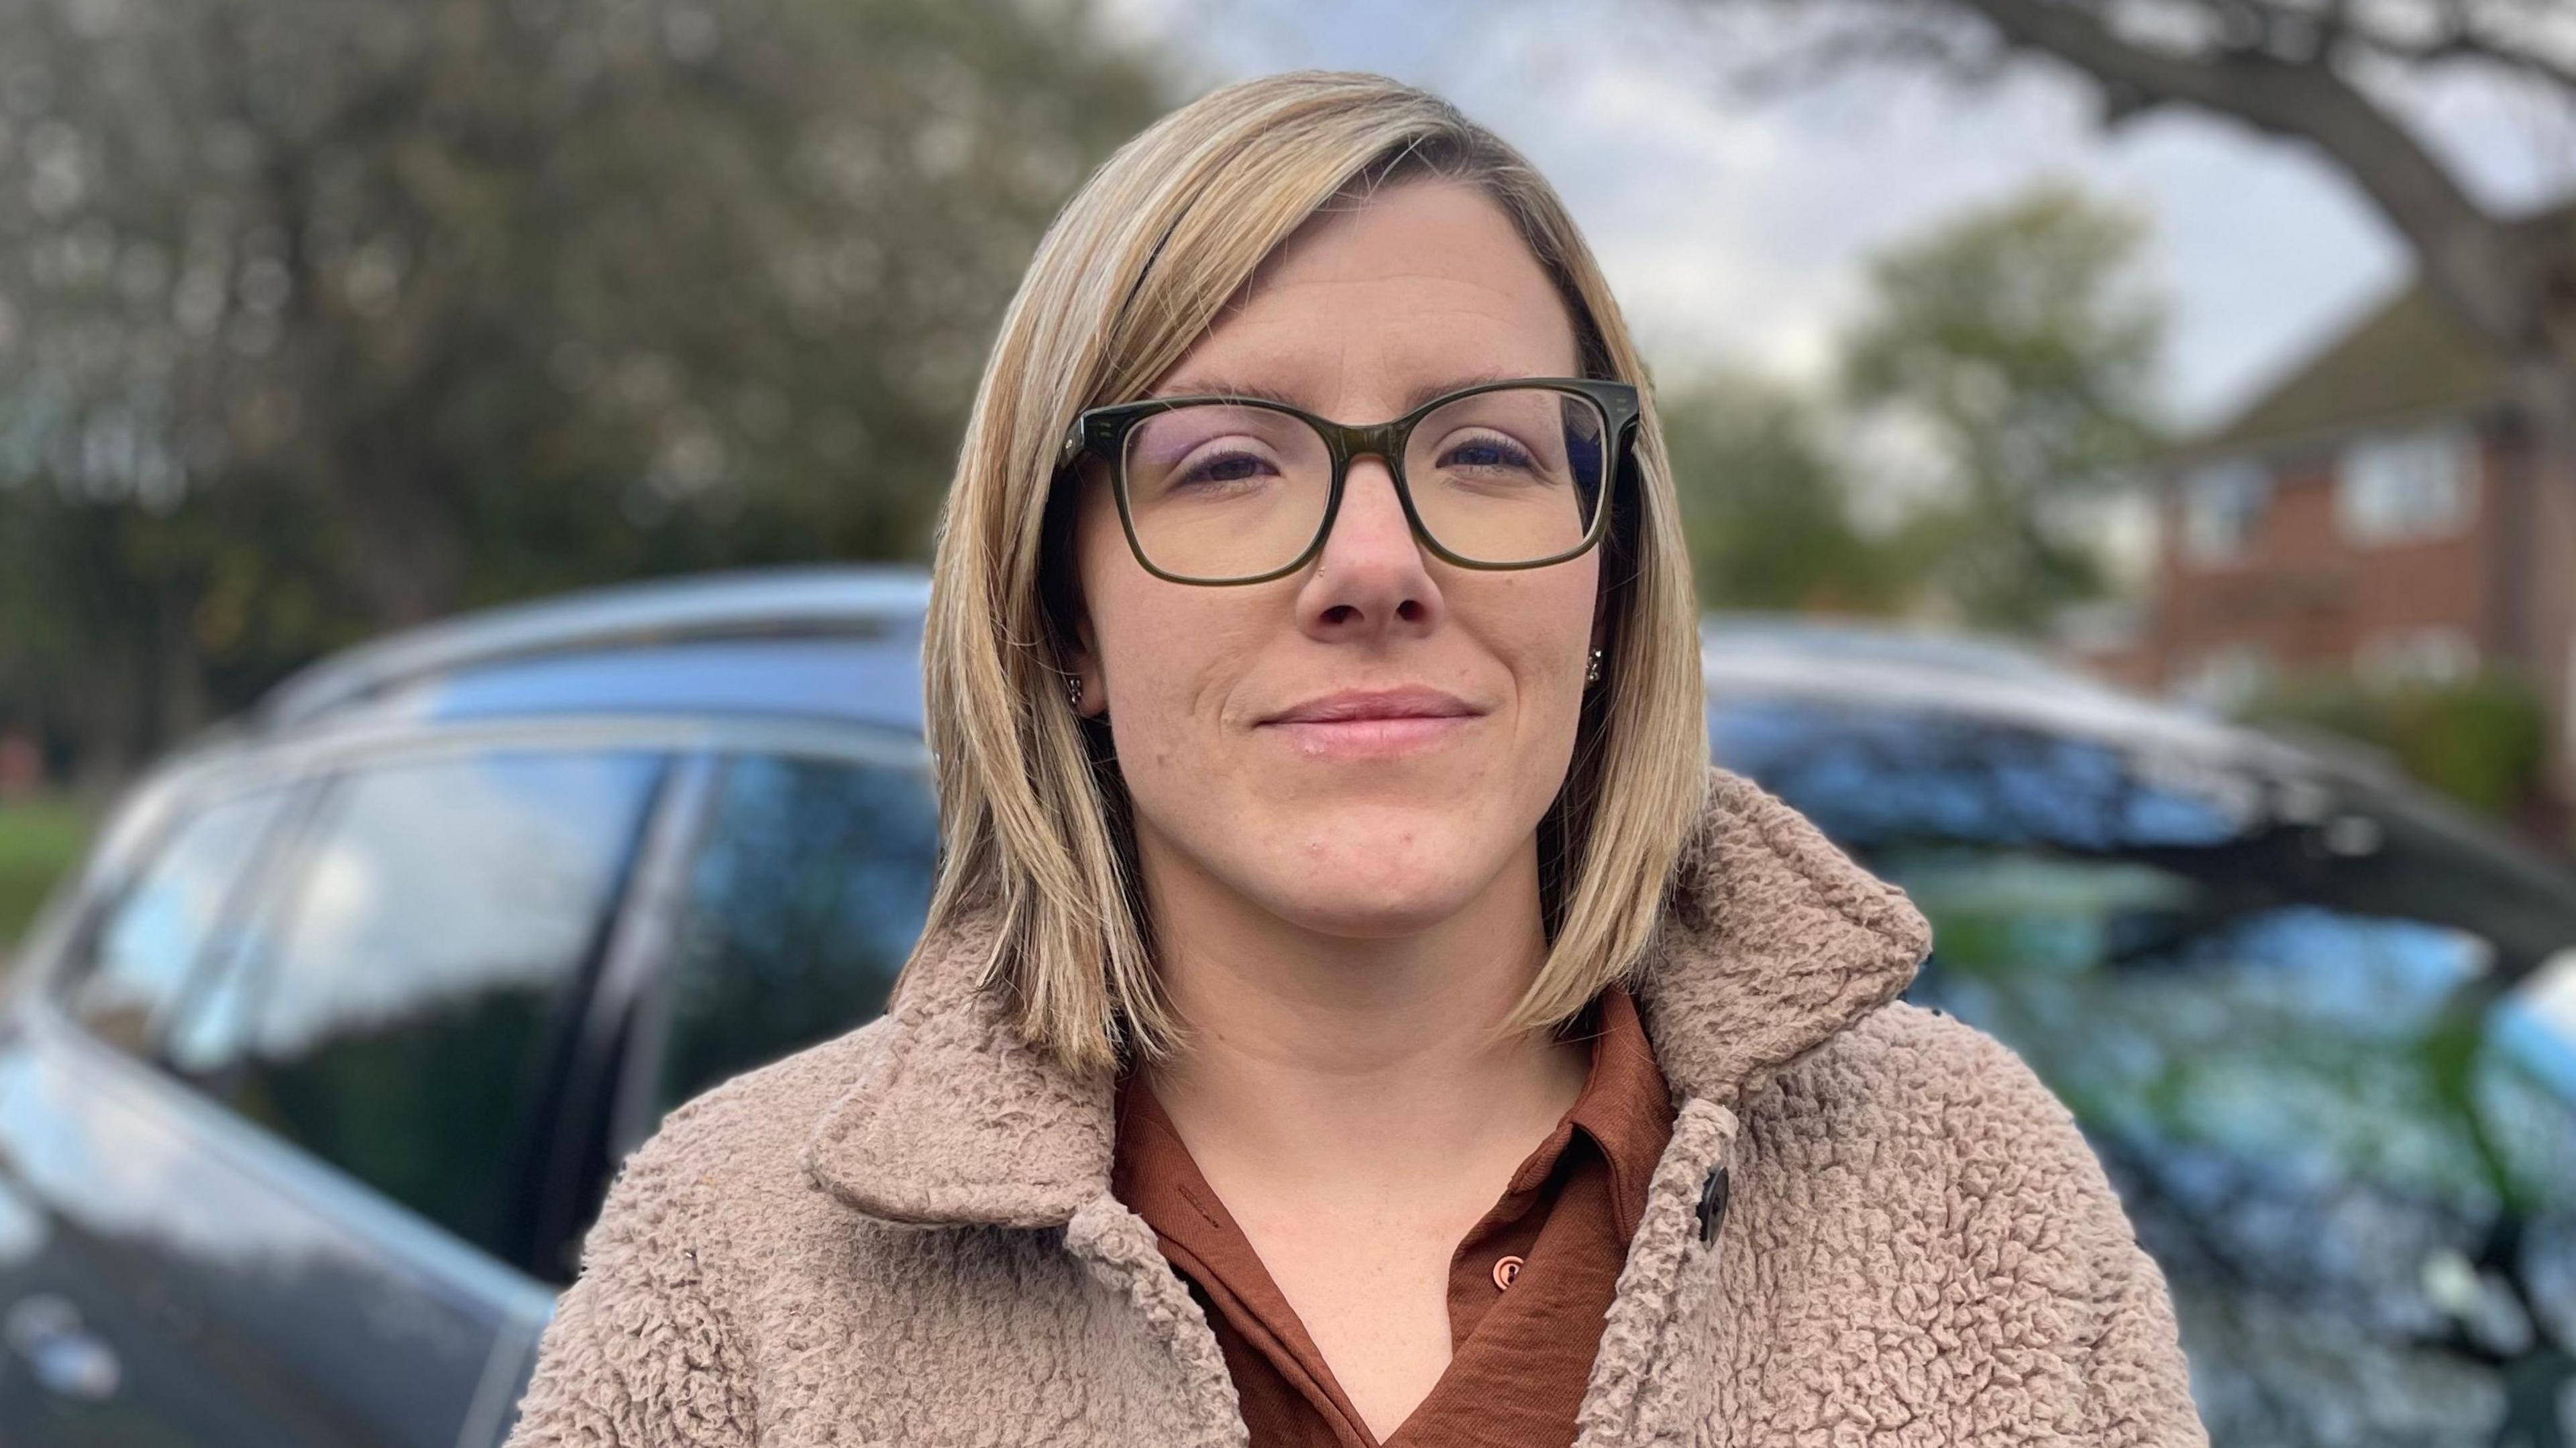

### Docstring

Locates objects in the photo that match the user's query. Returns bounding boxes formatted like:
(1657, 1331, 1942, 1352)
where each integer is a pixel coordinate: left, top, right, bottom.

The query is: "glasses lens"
(1402, 388, 1606, 565)
(1120, 403, 1331, 581)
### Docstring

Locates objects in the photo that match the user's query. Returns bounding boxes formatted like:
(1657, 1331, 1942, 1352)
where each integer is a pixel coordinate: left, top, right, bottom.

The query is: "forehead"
(1152, 178, 1582, 412)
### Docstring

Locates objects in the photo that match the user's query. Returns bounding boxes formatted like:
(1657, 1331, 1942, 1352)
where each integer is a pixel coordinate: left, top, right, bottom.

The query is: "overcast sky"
(1104, 0, 2576, 436)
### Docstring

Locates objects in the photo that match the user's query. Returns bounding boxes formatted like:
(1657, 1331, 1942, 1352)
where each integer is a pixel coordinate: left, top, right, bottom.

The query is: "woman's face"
(1068, 177, 1604, 942)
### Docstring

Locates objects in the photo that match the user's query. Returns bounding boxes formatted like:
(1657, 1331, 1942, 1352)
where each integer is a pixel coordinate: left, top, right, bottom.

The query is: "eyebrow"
(1147, 369, 1531, 417)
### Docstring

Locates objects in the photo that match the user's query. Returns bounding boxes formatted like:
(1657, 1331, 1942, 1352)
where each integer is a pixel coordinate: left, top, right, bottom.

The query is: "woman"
(504, 71, 2208, 1448)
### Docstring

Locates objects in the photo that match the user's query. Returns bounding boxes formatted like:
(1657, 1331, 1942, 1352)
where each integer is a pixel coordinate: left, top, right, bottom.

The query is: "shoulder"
(1760, 996, 2088, 1158)
(1737, 1002, 2207, 1445)
(502, 1019, 903, 1445)
(572, 1013, 904, 1285)
(1746, 998, 2143, 1292)
(616, 1011, 903, 1213)
(1762, 989, 2123, 1195)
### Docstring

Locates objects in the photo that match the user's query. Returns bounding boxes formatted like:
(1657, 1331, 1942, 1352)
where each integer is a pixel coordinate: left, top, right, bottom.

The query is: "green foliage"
(1840, 180, 2168, 631)
(0, 795, 96, 958)
(2240, 666, 2549, 820)
(0, 0, 1169, 773)
(1658, 180, 2169, 630)
(1657, 368, 1910, 613)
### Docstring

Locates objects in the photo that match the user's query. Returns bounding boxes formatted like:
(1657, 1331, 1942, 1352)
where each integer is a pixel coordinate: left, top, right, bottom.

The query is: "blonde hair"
(916, 70, 1710, 1074)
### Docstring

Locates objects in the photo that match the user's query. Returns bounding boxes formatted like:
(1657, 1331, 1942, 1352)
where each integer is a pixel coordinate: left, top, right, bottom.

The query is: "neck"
(1132, 830, 1589, 1196)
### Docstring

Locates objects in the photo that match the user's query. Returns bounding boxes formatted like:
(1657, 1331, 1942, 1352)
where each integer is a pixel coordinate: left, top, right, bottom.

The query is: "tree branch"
(2367, 15, 2576, 101)
(1953, 0, 2546, 359)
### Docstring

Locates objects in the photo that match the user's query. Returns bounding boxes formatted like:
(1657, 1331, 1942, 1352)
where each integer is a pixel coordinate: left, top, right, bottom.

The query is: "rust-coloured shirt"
(1109, 985, 1675, 1448)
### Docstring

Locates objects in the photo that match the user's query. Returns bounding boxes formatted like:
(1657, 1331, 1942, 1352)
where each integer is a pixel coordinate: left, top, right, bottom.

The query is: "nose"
(1293, 453, 1444, 643)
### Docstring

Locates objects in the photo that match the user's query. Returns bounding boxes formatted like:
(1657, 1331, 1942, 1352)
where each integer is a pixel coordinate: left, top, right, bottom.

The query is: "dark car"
(1703, 612, 2576, 1446)
(0, 567, 2567, 1446)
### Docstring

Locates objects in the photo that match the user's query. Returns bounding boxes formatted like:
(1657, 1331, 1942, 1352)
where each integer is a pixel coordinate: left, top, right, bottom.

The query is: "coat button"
(1695, 1165, 1729, 1245)
(1491, 1255, 1524, 1290)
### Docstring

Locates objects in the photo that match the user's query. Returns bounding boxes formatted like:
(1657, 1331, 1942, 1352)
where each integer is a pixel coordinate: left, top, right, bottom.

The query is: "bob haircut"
(916, 69, 1711, 1075)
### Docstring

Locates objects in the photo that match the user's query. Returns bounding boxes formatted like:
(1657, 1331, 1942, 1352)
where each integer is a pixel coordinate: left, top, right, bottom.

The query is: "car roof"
(1699, 608, 2402, 787)
(225, 571, 2397, 785)
(170, 567, 2448, 818)
(105, 568, 2575, 958)
(1701, 611, 2087, 685)
(1701, 610, 2576, 949)
(251, 563, 933, 734)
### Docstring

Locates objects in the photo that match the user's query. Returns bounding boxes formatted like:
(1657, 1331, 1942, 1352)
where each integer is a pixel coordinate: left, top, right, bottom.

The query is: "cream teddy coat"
(500, 763, 2210, 1447)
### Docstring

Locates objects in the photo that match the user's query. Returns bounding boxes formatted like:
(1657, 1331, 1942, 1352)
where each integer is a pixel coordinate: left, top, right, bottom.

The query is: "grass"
(0, 794, 97, 966)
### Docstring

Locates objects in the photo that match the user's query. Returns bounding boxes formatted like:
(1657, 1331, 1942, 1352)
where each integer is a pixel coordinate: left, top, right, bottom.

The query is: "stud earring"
(1586, 647, 1603, 685)
(1065, 673, 1085, 711)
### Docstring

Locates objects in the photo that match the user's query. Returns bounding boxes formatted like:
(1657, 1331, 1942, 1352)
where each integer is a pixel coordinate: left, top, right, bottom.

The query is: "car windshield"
(1714, 691, 2576, 1442)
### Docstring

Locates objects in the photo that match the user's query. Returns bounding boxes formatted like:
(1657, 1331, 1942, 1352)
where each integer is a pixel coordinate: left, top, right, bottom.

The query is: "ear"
(1587, 419, 1639, 661)
(1588, 543, 1614, 659)
(1067, 610, 1101, 714)
(1066, 588, 1100, 671)
(1053, 463, 1104, 714)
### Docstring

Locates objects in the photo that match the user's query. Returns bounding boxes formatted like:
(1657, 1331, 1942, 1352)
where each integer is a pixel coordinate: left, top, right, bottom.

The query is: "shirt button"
(1491, 1255, 1525, 1290)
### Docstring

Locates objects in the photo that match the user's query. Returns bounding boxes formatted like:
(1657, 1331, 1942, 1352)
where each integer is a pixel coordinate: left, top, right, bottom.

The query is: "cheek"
(1071, 474, 1159, 677)
(1071, 480, 1254, 742)
(1491, 562, 1601, 703)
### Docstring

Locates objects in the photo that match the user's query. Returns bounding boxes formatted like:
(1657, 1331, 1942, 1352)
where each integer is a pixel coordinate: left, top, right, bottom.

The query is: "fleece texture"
(501, 762, 2210, 1447)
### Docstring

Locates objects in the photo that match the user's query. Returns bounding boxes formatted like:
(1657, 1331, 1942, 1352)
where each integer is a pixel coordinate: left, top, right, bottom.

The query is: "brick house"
(2130, 208, 2576, 817)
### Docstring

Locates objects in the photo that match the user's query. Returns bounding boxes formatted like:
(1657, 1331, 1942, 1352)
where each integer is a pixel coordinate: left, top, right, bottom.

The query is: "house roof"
(2171, 197, 2576, 469)
(2182, 284, 2504, 464)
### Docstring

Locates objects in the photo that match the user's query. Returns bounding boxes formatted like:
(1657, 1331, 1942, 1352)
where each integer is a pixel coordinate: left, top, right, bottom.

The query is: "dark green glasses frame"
(1056, 376, 1642, 586)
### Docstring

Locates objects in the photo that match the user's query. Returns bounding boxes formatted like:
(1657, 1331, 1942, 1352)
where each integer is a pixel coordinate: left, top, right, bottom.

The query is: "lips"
(1260, 685, 1482, 725)
(1256, 686, 1486, 760)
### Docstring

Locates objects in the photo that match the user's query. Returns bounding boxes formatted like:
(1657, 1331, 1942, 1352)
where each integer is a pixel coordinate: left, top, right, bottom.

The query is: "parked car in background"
(1703, 612, 2576, 1447)
(0, 567, 2567, 1446)
(0, 566, 942, 1448)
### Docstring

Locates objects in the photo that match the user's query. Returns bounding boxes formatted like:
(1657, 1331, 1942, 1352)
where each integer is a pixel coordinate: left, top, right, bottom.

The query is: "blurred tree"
(1658, 367, 1911, 613)
(2243, 663, 2551, 820)
(1684, 0, 2576, 471)
(1839, 180, 2167, 631)
(0, 0, 1166, 779)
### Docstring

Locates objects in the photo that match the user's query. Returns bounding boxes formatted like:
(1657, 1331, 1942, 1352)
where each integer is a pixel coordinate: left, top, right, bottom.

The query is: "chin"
(1265, 884, 1479, 941)
(1148, 785, 1535, 937)
(1249, 846, 1491, 940)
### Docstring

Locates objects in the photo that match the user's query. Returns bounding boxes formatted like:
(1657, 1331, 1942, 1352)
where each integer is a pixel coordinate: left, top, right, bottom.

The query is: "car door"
(480, 735, 938, 1439)
(0, 740, 670, 1448)
(615, 742, 939, 1143)
(0, 771, 305, 1445)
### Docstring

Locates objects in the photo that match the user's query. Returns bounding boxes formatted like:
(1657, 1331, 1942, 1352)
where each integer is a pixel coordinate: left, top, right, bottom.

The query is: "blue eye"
(1173, 450, 1275, 490)
(1440, 434, 1538, 471)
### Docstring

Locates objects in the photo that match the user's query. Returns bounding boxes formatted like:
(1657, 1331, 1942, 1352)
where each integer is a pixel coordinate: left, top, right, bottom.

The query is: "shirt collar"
(1560, 983, 1670, 1244)
(1109, 981, 1668, 1255)
(802, 761, 1932, 1229)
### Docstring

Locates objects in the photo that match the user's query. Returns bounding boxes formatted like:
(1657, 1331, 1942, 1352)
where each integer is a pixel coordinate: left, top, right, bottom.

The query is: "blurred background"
(3, 1, 2576, 1444)
(11, 0, 2576, 867)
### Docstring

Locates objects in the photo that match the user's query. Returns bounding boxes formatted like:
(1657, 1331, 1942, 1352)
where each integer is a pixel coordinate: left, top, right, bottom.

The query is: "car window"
(165, 748, 665, 1265)
(646, 752, 936, 1121)
(1880, 844, 2576, 1445)
(1717, 697, 2576, 1447)
(58, 784, 293, 1056)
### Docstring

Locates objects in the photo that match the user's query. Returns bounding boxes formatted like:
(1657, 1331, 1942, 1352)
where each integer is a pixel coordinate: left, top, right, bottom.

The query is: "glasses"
(1057, 376, 1639, 585)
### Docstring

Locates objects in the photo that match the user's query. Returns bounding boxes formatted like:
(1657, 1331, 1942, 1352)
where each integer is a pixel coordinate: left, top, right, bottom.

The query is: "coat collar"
(800, 761, 1933, 1229)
